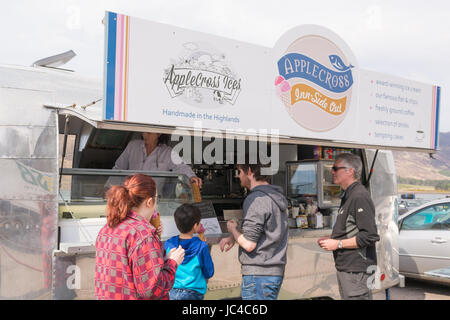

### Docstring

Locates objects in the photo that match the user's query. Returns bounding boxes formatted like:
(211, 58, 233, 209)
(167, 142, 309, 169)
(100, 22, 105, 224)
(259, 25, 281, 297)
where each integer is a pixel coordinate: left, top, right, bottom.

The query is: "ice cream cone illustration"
(280, 91, 291, 106)
(275, 76, 291, 106)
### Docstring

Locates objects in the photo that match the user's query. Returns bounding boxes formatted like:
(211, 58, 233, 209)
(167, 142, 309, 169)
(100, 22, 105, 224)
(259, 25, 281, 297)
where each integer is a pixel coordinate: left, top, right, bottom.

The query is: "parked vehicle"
(398, 199, 429, 215)
(398, 198, 450, 285)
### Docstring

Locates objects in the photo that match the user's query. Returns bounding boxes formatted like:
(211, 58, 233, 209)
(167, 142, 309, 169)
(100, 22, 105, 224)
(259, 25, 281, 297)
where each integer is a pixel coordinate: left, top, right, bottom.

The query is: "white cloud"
(364, 5, 384, 31)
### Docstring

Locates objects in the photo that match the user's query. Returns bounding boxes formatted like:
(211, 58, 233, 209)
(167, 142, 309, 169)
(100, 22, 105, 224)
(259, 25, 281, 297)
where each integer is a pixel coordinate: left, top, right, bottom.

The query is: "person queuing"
(220, 160, 288, 300)
(95, 174, 185, 300)
(113, 133, 202, 188)
(165, 204, 215, 300)
(318, 153, 380, 300)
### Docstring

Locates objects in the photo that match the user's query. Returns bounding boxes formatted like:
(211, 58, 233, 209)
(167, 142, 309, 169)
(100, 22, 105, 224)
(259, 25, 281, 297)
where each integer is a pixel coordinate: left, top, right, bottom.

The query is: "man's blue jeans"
(241, 275, 283, 300)
(169, 288, 204, 300)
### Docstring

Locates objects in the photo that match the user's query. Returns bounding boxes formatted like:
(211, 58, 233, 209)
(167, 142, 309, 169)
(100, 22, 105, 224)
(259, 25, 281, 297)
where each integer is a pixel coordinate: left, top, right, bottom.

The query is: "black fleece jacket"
(331, 181, 380, 273)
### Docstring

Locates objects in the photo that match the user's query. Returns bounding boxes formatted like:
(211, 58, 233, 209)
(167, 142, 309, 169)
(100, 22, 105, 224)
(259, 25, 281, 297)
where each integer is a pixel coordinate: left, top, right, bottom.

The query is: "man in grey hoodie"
(220, 162, 288, 300)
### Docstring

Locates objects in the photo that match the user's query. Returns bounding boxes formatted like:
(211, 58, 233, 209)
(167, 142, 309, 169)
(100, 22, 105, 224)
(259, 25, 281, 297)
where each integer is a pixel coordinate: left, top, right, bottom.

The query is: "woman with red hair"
(95, 174, 185, 300)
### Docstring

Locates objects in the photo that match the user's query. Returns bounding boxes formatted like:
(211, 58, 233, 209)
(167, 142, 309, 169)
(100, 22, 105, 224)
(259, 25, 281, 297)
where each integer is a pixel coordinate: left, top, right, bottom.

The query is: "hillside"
(393, 132, 450, 181)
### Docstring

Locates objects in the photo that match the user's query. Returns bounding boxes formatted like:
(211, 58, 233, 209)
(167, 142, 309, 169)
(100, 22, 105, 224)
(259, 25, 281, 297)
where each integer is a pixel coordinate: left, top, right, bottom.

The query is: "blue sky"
(1, 0, 448, 132)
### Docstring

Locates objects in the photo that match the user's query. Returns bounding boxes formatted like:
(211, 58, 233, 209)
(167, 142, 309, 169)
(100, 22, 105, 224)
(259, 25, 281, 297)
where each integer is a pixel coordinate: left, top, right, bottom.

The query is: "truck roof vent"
(31, 50, 76, 69)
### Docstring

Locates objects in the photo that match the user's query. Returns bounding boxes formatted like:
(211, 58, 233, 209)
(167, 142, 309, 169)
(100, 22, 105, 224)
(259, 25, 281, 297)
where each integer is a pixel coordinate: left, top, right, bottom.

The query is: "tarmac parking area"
(373, 278, 450, 300)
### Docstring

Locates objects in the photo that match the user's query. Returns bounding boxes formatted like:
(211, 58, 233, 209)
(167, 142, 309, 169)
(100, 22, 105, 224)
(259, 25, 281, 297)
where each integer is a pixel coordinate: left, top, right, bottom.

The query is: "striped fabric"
(95, 211, 177, 300)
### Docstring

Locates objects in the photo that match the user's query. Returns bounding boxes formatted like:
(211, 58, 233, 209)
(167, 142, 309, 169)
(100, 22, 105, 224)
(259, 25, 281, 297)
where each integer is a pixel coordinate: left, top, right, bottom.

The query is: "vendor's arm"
(104, 141, 137, 189)
(112, 140, 139, 170)
(189, 176, 203, 188)
(166, 146, 202, 188)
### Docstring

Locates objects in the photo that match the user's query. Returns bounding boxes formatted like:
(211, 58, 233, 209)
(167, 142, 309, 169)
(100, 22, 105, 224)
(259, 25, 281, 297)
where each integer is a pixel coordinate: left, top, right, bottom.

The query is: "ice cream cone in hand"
(150, 210, 162, 238)
(198, 223, 206, 242)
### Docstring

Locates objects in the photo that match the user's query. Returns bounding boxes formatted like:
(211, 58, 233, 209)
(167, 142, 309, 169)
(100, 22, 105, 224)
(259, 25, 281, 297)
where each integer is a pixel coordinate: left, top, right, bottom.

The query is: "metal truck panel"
(365, 149, 400, 290)
(0, 72, 59, 299)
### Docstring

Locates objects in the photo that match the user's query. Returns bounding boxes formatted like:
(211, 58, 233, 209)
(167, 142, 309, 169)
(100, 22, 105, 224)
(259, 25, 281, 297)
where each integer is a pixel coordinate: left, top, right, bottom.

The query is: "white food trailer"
(0, 11, 440, 299)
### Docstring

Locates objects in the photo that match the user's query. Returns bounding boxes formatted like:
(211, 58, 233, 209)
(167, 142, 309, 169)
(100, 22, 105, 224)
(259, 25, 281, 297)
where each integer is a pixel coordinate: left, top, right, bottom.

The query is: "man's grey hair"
(335, 153, 362, 180)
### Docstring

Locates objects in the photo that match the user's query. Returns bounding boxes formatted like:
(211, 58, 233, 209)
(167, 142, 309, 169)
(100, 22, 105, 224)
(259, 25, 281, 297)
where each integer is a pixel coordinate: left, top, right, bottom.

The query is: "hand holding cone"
(198, 223, 206, 242)
(150, 210, 162, 239)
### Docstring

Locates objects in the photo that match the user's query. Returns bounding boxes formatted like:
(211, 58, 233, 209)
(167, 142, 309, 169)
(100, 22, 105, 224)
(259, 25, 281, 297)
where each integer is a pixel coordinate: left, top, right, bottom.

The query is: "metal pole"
(59, 115, 70, 186)
(365, 149, 379, 187)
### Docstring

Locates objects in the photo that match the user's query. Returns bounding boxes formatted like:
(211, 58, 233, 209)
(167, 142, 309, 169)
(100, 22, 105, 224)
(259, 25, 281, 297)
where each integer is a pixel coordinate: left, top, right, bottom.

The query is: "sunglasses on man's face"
(331, 166, 349, 172)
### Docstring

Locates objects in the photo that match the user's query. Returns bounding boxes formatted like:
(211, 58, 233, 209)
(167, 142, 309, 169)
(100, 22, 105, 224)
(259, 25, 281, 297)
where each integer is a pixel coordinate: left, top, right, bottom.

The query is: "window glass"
(58, 169, 193, 219)
(402, 203, 450, 230)
(322, 163, 341, 207)
(287, 163, 317, 196)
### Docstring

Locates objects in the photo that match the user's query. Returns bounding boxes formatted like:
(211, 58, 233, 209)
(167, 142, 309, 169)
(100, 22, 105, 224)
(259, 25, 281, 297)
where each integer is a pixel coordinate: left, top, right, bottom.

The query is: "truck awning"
(46, 103, 438, 154)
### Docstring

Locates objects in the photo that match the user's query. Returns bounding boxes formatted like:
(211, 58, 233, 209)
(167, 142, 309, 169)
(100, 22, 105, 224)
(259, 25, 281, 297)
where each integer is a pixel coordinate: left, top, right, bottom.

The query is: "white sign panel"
(103, 12, 441, 151)
(103, 12, 271, 133)
(357, 69, 440, 149)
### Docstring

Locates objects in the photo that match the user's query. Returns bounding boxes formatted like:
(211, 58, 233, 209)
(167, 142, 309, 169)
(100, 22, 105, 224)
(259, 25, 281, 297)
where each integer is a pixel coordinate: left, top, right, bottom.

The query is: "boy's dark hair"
(236, 154, 272, 183)
(174, 203, 202, 234)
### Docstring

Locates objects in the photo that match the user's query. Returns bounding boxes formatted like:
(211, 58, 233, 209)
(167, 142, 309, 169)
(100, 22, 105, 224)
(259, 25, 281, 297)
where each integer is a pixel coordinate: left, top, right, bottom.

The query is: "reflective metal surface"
(0, 87, 58, 299)
(0, 64, 101, 299)
(366, 149, 400, 289)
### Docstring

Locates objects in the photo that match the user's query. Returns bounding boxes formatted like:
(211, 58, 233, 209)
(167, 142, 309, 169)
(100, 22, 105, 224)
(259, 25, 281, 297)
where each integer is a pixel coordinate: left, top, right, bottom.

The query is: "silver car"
(398, 199, 429, 215)
(398, 198, 450, 284)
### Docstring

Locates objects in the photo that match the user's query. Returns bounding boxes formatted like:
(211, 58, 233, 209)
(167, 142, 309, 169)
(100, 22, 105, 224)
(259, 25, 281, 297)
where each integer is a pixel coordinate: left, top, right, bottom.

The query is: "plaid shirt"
(95, 211, 177, 300)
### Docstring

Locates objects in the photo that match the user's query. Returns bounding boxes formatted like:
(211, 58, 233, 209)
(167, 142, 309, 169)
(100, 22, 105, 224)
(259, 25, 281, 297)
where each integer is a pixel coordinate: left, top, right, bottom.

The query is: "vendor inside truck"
(112, 132, 203, 188)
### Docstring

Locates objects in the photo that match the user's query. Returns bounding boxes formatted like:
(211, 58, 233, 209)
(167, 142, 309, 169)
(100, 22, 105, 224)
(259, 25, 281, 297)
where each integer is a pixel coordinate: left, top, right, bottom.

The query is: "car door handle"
(431, 238, 447, 244)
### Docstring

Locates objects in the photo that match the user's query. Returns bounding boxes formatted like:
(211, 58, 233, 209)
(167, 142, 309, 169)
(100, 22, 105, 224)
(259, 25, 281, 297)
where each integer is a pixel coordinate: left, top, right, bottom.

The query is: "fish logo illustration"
(329, 55, 354, 72)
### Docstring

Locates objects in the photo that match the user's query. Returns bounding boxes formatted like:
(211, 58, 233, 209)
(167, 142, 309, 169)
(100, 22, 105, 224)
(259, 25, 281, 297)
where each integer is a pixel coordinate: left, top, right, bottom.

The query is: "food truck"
(0, 12, 440, 299)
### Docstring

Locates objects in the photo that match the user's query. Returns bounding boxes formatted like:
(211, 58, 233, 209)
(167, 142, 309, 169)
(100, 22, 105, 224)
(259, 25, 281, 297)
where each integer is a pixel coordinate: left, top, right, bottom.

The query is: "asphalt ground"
(373, 278, 450, 300)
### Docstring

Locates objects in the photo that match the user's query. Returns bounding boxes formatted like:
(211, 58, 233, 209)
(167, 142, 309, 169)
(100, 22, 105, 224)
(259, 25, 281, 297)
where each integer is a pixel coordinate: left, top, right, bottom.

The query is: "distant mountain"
(393, 132, 450, 181)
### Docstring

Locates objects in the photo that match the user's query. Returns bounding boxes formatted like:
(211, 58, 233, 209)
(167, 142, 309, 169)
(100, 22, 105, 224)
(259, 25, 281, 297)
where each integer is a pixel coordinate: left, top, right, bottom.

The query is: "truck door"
(364, 149, 400, 289)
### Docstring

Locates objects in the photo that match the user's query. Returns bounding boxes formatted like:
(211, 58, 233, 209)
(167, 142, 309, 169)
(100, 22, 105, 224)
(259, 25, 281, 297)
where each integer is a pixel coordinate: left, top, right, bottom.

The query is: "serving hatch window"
(58, 169, 193, 219)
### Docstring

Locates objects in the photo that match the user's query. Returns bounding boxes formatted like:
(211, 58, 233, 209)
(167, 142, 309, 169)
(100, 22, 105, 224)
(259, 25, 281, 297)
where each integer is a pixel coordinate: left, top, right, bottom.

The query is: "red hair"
(106, 174, 157, 228)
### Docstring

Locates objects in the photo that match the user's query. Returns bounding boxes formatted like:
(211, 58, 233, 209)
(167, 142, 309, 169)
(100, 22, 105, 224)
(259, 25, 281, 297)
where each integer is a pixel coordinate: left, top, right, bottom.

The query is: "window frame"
(401, 202, 450, 231)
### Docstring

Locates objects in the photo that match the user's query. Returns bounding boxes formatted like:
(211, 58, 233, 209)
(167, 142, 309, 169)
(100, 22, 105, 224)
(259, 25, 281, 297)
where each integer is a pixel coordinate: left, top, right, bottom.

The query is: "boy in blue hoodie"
(165, 203, 214, 300)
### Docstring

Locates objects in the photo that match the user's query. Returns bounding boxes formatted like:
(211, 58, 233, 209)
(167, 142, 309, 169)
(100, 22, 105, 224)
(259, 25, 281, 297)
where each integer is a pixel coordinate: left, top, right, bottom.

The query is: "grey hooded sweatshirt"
(239, 184, 289, 276)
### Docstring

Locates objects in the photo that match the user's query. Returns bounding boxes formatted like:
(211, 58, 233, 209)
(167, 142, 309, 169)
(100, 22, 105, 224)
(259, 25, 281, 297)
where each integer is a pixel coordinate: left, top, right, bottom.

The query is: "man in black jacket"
(318, 153, 380, 300)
